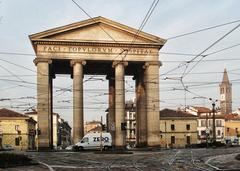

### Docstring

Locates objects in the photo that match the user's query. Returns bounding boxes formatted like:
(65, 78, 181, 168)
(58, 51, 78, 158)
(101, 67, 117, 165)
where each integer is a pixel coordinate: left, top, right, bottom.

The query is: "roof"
(0, 108, 36, 124)
(221, 68, 230, 84)
(198, 114, 225, 119)
(225, 114, 240, 120)
(88, 125, 102, 133)
(160, 108, 198, 118)
(85, 120, 101, 125)
(0, 108, 27, 118)
(191, 106, 212, 113)
(29, 16, 166, 45)
(25, 111, 59, 116)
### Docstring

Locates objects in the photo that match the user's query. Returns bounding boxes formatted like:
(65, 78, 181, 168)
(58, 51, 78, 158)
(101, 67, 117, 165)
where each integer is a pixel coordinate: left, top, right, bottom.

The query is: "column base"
(112, 145, 126, 151)
(37, 147, 53, 152)
(136, 142, 147, 148)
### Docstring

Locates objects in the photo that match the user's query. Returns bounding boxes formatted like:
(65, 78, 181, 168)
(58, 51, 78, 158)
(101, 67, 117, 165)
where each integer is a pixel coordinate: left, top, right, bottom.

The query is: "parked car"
(65, 145, 74, 150)
(2, 144, 14, 151)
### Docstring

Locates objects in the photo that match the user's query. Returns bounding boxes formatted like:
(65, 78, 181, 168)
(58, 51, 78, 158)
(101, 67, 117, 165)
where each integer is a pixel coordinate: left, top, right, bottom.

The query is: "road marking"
(168, 150, 180, 165)
(39, 161, 54, 171)
(191, 150, 213, 171)
(205, 152, 240, 171)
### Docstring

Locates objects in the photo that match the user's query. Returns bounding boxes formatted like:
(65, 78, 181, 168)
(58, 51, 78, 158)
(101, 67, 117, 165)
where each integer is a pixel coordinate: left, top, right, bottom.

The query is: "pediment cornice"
(29, 16, 166, 45)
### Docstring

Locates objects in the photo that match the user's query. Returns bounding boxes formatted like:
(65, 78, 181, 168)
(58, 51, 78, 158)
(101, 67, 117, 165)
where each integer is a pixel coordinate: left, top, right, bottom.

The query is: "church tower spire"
(219, 68, 232, 114)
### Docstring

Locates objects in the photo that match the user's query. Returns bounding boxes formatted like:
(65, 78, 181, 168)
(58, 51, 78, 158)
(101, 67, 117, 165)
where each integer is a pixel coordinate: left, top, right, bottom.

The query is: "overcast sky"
(0, 0, 240, 127)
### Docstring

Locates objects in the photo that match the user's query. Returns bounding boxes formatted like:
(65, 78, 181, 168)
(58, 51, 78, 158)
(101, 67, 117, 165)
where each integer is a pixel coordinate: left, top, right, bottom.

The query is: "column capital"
(143, 61, 162, 69)
(70, 60, 86, 67)
(33, 58, 52, 66)
(112, 61, 128, 68)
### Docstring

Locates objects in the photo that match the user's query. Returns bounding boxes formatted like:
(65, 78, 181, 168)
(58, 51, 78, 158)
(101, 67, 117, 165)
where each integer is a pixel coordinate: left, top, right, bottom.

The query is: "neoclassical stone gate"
(30, 17, 166, 150)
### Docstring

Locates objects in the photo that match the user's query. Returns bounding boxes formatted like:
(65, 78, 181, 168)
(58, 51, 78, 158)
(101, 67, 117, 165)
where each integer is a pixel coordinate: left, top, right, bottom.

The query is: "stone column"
(135, 70, 147, 147)
(49, 73, 53, 149)
(34, 58, 52, 151)
(107, 75, 115, 147)
(71, 60, 86, 144)
(112, 61, 128, 149)
(144, 61, 161, 147)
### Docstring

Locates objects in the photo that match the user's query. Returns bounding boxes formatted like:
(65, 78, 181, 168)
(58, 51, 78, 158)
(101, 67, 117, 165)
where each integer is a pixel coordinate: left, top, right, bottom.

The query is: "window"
(221, 88, 224, 94)
(186, 136, 191, 145)
(15, 137, 20, 146)
(210, 130, 213, 135)
(216, 120, 222, 127)
(171, 136, 175, 144)
(186, 124, 190, 130)
(227, 127, 230, 132)
(201, 120, 206, 127)
(81, 137, 89, 143)
(201, 130, 206, 136)
(160, 135, 163, 139)
(217, 130, 221, 136)
(171, 124, 175, 131)
(15, 125, 20, 131)
(236, 128, 239, 133)
(209, 120, 213, 127)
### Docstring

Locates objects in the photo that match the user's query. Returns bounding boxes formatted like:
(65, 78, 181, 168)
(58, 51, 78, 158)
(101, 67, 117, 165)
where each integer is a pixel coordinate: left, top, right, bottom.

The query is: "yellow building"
(225, 114, 240, 139)
(25, 110, 72, 149)
(0, 108, 36, 151)
(160, 109, 198, 148)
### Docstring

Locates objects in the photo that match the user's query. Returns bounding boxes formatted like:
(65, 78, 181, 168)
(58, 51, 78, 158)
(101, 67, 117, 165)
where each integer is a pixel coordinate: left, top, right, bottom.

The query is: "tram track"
(168, 149, 215, 171)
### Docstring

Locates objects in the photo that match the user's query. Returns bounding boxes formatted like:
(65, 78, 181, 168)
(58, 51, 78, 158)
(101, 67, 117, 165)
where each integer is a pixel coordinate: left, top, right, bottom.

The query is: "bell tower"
(219, 68, 232, 114)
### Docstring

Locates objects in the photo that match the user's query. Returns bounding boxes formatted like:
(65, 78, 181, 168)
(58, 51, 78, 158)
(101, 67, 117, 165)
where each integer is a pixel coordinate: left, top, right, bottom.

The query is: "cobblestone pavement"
(4, 147, 240, 171)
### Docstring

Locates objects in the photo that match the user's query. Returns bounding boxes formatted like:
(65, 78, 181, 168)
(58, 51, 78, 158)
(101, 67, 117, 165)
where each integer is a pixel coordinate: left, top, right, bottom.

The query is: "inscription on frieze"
(40, 45, 154, 55)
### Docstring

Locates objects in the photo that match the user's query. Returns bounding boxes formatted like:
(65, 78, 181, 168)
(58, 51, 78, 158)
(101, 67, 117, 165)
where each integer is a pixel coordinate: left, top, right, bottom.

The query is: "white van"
(75, 132, 112, 150)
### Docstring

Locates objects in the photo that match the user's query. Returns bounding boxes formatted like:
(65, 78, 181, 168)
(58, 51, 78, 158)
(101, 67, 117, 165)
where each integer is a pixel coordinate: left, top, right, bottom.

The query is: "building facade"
(125, 100, 136, 147)
(197, 114, 225, 143)
(25, 111, 71, 149)
(0, 108, 36, 151)
(186, 106, 225, 143)
(225, 114, 240, 142)
(160, 109, 198, 148)
(220, 68, 232, 115)
(58, 118, 72, 148)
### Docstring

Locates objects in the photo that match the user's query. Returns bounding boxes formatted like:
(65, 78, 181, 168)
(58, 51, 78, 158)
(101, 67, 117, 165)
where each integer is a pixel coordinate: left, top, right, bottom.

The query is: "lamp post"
(209, 98, 218, 144)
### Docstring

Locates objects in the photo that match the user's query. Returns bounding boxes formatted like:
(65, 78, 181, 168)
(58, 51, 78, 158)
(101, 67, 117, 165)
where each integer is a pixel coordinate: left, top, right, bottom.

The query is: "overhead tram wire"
(72, 0, 117, 43)
(182, 22, 240, 78)
(167, 19, 240, 40)
(163, 23, 240, 105)
(160, 38, 240, 77)
(67, 0, 160, 100)
(71, 0, 159, 62)
(0, 58, 37, 73)
(0, 64, 25, 82)
(119, 0, 160, 62)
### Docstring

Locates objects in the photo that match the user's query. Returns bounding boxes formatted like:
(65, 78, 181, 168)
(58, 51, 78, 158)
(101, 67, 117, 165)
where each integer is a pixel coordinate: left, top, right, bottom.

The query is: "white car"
(75, 132, 112, 150)
(2, 144, 14, 151)
(65, 145, 74, 150)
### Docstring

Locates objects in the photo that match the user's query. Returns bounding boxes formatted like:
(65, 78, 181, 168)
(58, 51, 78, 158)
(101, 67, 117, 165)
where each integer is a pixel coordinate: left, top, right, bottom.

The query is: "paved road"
(4, 147, 240, 171)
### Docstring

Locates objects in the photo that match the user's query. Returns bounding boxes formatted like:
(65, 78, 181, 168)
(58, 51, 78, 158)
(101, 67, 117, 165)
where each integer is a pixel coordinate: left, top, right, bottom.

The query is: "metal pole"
(212, 102, 216, 143)
(206, 112, 209, 148)
(209, 98, 217, 144)
(100, 116, 103, 151)
(165, 121, 167, 148)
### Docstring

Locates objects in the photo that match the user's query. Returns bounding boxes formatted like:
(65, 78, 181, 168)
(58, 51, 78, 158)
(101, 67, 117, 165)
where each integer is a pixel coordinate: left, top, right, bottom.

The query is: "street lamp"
(209, 98, 218, 144)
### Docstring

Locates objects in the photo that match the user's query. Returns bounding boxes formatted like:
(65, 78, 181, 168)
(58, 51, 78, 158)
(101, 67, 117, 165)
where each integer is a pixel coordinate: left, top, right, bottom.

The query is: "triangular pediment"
(29, 16, 166, 45)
